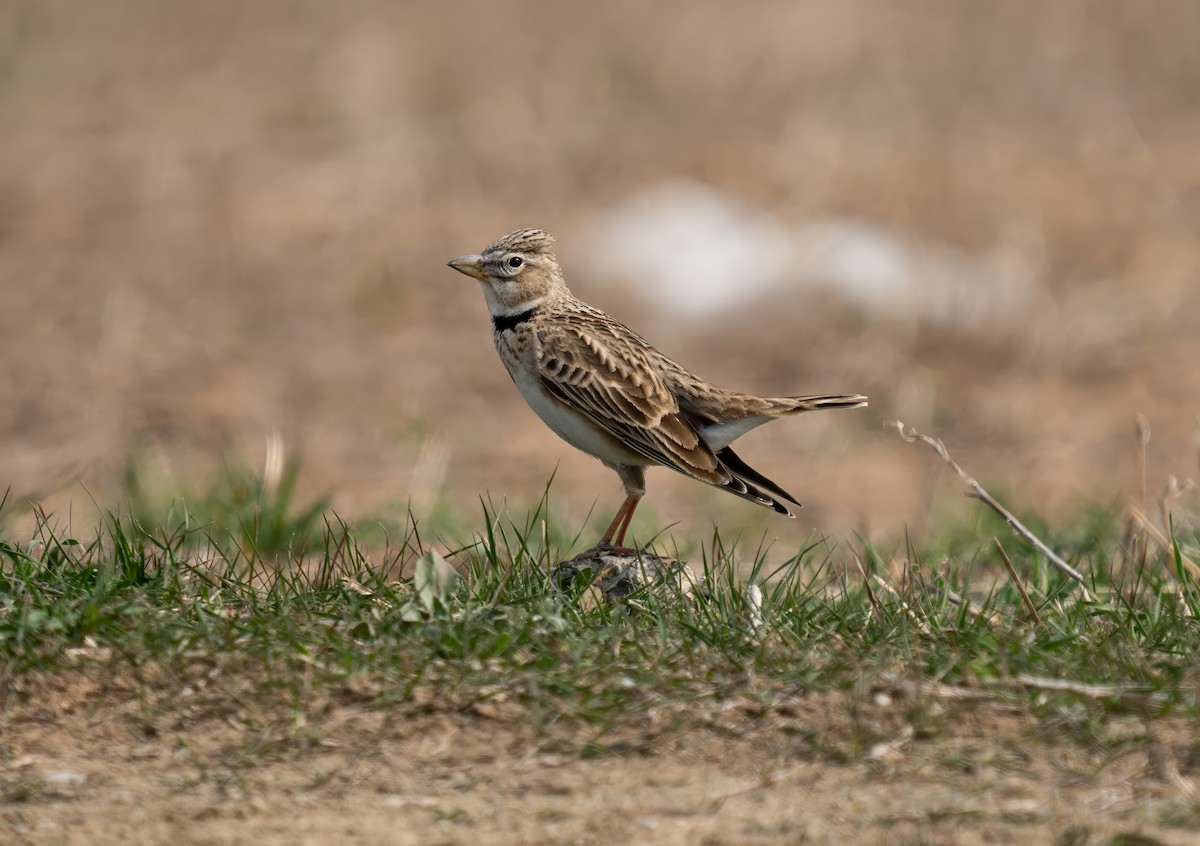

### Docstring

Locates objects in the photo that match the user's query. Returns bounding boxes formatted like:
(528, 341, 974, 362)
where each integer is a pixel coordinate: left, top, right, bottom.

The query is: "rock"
(551, 547, 702, 603)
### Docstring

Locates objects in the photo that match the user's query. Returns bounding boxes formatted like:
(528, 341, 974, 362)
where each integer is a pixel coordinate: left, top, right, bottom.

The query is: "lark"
(448, 228, 866, 550)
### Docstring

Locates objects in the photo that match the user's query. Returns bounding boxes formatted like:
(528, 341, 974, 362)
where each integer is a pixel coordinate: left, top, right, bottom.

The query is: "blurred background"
(2, 0, 1198, 544)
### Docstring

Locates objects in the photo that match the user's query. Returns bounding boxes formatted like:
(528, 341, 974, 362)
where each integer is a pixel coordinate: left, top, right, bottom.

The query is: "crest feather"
(485, 228, 556, 257)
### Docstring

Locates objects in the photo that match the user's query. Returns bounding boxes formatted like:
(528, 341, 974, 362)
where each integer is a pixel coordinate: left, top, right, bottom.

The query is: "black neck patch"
(492, 307, 539, 333)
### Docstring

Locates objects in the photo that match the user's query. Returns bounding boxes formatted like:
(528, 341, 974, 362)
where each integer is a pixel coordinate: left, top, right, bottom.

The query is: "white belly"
(511, 364, 649, 468)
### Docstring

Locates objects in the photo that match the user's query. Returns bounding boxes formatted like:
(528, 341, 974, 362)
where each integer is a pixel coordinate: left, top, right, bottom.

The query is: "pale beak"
(447, 254, 487, 281)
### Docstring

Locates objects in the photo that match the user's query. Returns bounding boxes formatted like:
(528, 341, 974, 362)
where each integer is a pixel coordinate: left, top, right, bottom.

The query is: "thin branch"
(853, 552, 882, 624)
(1011, 674, 1169, 709)
(887, 421, 1091, 596)
(917, 678, 1169, 711)
(1126, 415, 1151, 569)
(994, 537, 1041, 626)
(1136, 414, 1150, 519)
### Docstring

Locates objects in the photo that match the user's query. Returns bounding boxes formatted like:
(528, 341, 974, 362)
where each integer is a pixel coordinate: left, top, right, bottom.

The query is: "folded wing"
(534, 320, 800, 515)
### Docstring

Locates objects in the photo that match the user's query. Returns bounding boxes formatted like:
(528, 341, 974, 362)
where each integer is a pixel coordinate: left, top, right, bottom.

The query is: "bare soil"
(4, 673, 1199, 845)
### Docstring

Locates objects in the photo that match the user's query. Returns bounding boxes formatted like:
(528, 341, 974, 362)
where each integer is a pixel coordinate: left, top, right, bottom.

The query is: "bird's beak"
(447, 254, 487, 281)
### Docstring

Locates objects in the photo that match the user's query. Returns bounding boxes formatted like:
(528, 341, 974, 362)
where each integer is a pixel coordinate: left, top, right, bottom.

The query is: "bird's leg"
(612, 496, 641, 548)
(586, 465, 646, 556)
(598, 495, 638, 548)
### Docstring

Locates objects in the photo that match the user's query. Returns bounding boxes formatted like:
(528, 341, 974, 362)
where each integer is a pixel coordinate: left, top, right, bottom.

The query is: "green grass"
(1, 469, 1199, 750)
(122, 450, 332, 559)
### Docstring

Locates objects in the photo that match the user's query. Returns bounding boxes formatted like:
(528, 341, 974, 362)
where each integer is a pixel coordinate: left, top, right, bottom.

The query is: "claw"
(576, 540, 639, 560)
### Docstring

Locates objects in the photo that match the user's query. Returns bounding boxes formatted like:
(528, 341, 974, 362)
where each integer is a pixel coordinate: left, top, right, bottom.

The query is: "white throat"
(481, 283, 547, 318)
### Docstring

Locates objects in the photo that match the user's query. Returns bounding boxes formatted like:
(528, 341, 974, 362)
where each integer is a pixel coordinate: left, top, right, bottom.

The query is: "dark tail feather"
(716, 446, 802, 516)
(717, 476, 797, 516)
(785, 393, 868, 412)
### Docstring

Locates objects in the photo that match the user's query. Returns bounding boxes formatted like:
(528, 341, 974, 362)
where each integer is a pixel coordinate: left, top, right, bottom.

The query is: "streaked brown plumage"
(448, 228, 866, 549)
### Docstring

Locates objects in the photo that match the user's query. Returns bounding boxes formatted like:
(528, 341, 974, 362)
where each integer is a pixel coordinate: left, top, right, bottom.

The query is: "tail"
(714, 446, 803, 517)
(705, 394, 866, 516)
(777, 393, 868, 414)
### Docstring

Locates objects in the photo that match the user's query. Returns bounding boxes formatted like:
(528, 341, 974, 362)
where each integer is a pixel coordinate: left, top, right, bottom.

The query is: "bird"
(447, 228, 866, 551)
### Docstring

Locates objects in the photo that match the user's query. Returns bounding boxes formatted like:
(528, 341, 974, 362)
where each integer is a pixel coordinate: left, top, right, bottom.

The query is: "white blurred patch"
(576, 181, 797, 318)
(574, 180, 1040, 329)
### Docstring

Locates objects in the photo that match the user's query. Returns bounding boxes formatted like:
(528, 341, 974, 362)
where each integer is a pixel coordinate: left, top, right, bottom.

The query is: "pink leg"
(613, 496, 641, 547)
(599, 495, 639, 546)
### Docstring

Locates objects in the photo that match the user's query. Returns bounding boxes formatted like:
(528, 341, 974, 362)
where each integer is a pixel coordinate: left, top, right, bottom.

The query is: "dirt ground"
(4, 672, 1200, 846)
(4, 4, 1200, 843)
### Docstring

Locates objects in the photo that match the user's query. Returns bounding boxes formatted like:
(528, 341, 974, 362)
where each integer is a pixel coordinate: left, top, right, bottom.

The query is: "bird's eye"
(507, 256, 523, 269)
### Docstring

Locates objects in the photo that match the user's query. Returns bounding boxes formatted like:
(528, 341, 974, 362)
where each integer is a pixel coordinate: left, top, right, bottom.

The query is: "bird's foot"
(576, 540, 640, 560)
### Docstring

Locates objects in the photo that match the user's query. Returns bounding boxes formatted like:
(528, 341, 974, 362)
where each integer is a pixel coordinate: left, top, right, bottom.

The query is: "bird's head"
(447, 228, 567, 316)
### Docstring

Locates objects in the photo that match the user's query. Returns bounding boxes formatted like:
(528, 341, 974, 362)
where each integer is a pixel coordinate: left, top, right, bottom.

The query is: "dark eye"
(507, 256, 523, 269)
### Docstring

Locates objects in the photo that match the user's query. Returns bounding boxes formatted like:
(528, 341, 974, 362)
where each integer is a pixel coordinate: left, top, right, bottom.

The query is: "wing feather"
(531, 309, 799, 516)
(534, 320, 728, 485)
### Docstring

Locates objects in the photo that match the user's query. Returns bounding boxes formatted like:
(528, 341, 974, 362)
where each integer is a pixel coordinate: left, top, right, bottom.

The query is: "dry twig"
(917, 678, 1169, 711)
(853, 553, 882, 624)
(888, 420, 1091, 597)
(1125, 415, 1151, 567)
(871, 574, 932, 634)
(1128, 506, 1200, 577)
(1159, 475, 1197, 534)
(1011, 675, 1169, 708)
(1136, 414, 1150, 518)
(936, 577, 998, 625)
(994, 537, 1042, 625)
